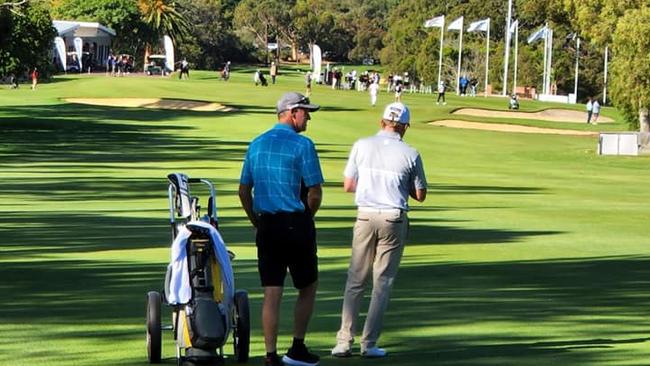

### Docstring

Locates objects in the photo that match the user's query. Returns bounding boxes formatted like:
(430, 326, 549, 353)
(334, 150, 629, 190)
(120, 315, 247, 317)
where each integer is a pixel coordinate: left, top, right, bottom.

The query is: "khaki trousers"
(336, 209, 408, 349)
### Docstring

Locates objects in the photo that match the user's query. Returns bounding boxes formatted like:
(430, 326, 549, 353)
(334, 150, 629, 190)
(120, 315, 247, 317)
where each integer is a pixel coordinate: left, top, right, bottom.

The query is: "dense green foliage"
(176, 0, 247, 70)
(0, 0, 56, 77)
(562, 1, 649, 128)
(2, 0, 647, 126)
(610, 6, 650, 129)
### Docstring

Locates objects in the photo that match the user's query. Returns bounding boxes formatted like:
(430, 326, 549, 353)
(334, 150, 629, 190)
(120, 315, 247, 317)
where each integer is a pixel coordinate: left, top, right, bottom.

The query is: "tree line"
(1, 0, 647, 128)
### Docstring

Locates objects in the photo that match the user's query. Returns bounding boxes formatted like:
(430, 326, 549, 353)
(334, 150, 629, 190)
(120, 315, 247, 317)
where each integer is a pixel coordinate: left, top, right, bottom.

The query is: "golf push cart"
(146, 173, 250, 365)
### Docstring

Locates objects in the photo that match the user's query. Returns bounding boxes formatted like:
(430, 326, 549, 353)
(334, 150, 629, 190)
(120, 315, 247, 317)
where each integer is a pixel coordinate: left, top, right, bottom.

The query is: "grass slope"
(0, 69, 648, 366)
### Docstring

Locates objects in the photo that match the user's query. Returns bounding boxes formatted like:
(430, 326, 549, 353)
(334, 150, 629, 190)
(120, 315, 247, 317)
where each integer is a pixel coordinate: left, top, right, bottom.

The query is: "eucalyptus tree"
(234, 0, 286, 64)
(175, 0, 248, 69)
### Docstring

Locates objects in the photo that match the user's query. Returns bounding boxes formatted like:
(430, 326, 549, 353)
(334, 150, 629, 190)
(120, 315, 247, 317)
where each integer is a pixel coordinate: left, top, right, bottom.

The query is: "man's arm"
(410, 187, 427, 202)
(307, 185, 322, 216)
(343, 176, 357, 193)
(238, 183, 257, 227)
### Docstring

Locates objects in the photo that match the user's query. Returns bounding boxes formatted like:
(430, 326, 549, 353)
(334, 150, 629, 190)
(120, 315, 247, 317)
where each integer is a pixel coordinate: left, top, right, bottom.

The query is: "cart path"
(453, 108, 614, 123)
(430, 120, 599, 136)
(65, 98, 236, 112)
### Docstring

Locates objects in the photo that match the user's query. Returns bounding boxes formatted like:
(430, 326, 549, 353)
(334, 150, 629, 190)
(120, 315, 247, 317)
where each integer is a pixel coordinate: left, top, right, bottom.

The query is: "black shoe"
(282, 343, 319, 366)
(264, 353, 283, 366)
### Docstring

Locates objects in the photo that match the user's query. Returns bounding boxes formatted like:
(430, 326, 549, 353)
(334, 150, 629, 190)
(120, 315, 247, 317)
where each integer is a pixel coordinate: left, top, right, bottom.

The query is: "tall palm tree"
(138, 0, 190, 68)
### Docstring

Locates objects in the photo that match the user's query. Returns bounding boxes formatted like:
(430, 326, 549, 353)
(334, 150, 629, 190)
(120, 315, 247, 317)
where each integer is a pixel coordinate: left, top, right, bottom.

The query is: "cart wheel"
(233, 290, 250, 363)
(147, 291, 162, 364)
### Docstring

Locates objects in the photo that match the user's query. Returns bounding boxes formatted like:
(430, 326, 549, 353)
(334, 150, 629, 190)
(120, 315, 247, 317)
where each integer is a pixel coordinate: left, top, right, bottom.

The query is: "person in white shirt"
(592, 99, 601, 124)
(331, 102, 427, 359)
(369, 82, 379, 106)
(586, 97, 594, 124)
(436, 81, 447, 105)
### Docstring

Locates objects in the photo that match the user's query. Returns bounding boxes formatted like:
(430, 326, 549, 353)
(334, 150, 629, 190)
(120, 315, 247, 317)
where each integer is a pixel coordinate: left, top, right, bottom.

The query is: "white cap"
(382, 102, 410, 124)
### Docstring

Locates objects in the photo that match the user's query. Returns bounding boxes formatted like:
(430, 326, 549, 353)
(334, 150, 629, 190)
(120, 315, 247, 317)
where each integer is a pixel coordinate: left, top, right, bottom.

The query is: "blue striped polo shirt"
(240, 123, 324, 214)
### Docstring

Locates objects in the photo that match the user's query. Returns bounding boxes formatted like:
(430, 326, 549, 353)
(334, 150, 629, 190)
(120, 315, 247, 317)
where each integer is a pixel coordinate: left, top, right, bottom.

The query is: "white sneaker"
(331, 343, 352, 357)
(361, 346, 386, 358)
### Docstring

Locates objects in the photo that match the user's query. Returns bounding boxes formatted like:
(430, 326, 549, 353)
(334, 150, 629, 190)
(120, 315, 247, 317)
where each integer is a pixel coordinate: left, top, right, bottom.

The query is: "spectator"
(270, 61, 278, 84)
(30, 67, 38, 90)
(586, 97, 594, 124)
(239, 92, 323, 366)
(436, 81, 447, 105)
(592, 99, 601, 124)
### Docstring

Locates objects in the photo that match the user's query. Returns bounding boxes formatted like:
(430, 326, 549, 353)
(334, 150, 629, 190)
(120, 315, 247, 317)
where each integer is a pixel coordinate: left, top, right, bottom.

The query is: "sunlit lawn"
(1, 67, 648, 365)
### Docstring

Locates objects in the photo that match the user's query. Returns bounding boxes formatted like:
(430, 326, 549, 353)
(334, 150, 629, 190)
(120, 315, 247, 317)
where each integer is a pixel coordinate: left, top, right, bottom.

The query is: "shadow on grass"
(1, 255, 650, 365)
(0, 104, 253, 165)
(0, 206, 560, 257)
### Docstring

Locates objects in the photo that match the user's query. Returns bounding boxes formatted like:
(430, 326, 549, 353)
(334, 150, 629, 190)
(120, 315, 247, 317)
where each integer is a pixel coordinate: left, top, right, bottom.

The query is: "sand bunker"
(430, 120, 598, 136)
(65, 98, 235, 112)
(453, 108, 613, 123)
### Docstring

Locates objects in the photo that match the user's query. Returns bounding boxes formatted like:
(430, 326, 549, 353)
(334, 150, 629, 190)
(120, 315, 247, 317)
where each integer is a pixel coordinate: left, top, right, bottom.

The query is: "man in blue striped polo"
(239, 92, 323, 366)
(332, 102, 428, 358)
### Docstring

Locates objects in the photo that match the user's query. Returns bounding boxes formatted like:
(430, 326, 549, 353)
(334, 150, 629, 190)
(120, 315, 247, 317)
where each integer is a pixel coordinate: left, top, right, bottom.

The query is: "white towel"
(166, 221, 235, 312)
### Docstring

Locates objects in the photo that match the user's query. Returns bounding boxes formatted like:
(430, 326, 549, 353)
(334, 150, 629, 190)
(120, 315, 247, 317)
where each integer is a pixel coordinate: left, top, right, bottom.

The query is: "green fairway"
(1, 69, 649, 366)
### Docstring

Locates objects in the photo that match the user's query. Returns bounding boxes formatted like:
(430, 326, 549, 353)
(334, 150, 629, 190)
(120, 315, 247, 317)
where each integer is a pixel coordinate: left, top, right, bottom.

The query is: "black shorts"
(255, 211, 318, 289)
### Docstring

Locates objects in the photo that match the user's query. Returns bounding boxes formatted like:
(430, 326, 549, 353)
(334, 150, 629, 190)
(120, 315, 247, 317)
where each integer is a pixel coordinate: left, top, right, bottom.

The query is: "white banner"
(527, 25, 548, 44)
(311, 44, 322, 83)
(447, 16, 463, 31)
(164, 35, 174, 72)
(73, 37, 83, 71)
(424, 15, 445, 28)
(54, 37, 66, 71)
(468, 18, 490, 32)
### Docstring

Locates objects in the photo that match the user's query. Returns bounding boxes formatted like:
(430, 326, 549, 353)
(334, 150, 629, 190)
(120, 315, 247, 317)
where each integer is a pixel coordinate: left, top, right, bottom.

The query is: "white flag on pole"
(447, 16, 463, 31)
(527, 25, 548, 44)
(467, 18, 490, 32)
(509, 19, 519, 34)
(424, 15, 445, 28)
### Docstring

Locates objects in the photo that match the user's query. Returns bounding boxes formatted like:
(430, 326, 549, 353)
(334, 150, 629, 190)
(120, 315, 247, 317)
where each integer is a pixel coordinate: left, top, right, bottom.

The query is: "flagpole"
(484, 19, 490, 97)
(573, 37, 580, 101)
(546, 29, 553, 95)
(512, 22, 518, 96)
(542, 23, 548, 95)
(603, 46, 609, 105)
(456, 18, 463, 95)
(437, 16, 445, 89)
(503, 0, 513, 96)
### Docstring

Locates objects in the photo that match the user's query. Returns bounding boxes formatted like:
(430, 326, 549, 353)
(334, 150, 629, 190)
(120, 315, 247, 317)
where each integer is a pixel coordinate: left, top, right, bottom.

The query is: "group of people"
(586, 97, 601, 124)
(458, 75, 479, 96)
(252, 61, 282, 87)
(239, 92, 427, 366)
(106, 54, 133, 77)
